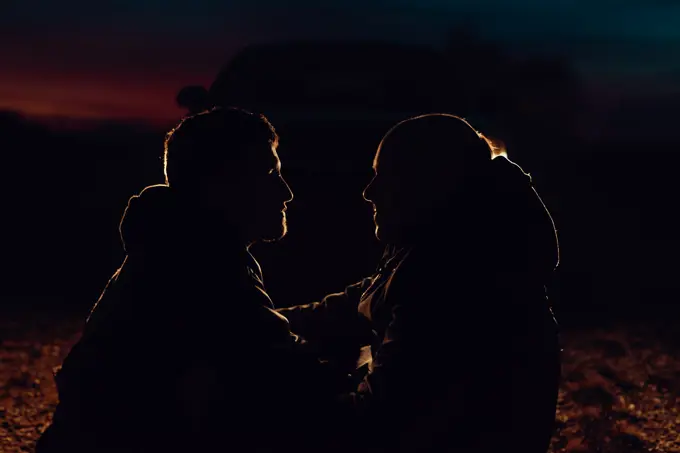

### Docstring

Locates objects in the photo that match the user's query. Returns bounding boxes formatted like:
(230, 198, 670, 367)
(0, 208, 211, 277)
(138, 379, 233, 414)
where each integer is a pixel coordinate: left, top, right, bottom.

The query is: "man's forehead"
(239, 140, 279, 165)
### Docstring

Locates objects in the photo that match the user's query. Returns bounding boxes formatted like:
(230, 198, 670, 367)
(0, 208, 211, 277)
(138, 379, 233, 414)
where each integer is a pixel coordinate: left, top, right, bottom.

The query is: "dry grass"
(0, 313, 82, 453)
(1, 314, 678, 453)
(551, 324, 680, 452)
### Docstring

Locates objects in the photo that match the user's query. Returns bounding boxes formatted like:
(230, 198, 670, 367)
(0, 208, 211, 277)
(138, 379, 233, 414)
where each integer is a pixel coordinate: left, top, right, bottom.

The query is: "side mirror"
(176, 86, 211, 115)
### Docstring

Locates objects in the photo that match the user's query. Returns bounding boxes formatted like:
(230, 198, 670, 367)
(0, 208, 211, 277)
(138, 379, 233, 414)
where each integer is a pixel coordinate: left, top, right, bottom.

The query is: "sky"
(1, 0, 678, 137)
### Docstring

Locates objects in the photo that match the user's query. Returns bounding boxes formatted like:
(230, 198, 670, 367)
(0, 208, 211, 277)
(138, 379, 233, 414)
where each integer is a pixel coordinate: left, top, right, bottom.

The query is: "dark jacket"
(37, 185, 343, 453)
(280, 156, 562, 453)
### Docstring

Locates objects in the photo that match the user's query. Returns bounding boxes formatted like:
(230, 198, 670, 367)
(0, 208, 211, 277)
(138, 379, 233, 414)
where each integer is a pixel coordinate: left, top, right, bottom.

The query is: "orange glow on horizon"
(0, 67, 214, 126)
(0, 28, 228, 127)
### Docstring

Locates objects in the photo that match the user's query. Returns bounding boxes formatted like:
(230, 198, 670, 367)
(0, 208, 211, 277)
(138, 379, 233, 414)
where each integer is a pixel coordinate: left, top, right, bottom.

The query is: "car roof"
(208, 40, 452, 117)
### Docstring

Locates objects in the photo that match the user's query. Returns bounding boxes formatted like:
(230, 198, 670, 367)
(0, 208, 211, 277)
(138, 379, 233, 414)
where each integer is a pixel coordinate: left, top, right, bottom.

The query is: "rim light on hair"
(375, 113, 509, 169)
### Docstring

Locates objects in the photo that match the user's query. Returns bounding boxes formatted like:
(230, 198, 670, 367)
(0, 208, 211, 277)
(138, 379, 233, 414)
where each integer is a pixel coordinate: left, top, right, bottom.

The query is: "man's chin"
(374, 224, 403, 245)
(375, 225, 387, 243)
(259, 219, 287, 243)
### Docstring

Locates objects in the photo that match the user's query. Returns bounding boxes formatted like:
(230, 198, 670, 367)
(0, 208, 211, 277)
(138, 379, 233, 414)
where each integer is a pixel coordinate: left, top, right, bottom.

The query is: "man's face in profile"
(208, 140, 293, 244)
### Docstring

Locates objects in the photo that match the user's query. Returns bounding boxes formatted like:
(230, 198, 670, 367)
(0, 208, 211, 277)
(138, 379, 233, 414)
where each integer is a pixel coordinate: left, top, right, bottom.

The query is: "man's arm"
(275, 277, 374, 345)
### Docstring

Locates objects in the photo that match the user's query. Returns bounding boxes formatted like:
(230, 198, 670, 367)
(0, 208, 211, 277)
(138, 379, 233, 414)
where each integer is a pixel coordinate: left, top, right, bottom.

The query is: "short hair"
(163, 106, 279, 188)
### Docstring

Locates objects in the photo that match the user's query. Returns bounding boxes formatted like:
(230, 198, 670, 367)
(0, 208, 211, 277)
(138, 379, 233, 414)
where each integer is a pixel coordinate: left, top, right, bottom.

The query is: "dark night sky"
(1, 0, 678, 139)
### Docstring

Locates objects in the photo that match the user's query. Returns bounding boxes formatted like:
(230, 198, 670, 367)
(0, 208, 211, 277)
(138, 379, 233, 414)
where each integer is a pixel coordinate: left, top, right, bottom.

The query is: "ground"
(0, 312, 678, 453)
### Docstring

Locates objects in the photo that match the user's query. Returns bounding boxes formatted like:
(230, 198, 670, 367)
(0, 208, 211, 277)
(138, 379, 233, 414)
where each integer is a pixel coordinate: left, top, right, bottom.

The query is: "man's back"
(37, 186, 328, 452)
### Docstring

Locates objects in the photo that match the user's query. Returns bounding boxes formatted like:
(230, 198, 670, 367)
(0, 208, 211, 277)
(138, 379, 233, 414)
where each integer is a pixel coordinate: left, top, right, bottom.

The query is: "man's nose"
(362, 175, 376, 203)
(280, 176, 294, 204)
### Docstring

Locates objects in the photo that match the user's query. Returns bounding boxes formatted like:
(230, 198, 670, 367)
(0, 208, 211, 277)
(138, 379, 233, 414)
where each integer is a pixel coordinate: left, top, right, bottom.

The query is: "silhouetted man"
(280, 113, 562, 453)
(37, 107, 345, 453)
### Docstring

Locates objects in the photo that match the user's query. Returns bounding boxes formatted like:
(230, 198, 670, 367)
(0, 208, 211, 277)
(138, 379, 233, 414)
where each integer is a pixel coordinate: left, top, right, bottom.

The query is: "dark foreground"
(1, 312, 678, 453)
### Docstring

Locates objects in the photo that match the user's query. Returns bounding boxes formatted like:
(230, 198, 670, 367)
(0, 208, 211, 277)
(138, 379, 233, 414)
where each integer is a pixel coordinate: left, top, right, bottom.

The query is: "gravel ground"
(1, 313, 678, 453)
